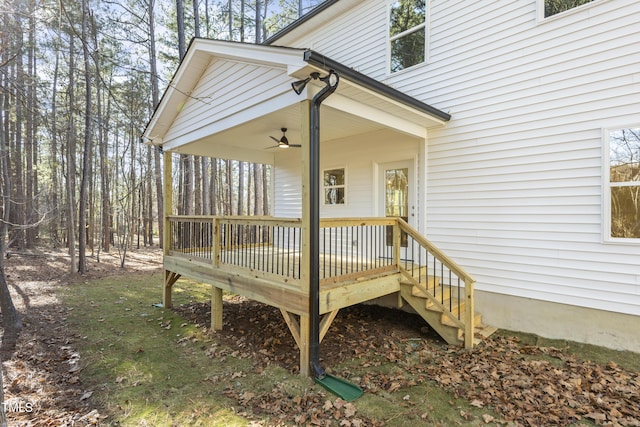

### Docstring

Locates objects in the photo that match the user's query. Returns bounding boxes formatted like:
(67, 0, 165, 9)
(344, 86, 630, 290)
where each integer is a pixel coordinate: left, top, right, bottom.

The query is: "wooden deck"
(165, 244, 401, 315)
(162, 215, 493, 375)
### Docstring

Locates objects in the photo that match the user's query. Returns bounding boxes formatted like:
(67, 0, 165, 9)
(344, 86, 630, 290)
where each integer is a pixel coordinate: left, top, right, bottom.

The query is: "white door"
(379, 160, 415, 259)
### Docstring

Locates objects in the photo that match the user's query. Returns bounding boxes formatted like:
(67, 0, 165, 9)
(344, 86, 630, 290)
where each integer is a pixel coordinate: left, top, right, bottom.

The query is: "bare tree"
(78, 0, 94, 273)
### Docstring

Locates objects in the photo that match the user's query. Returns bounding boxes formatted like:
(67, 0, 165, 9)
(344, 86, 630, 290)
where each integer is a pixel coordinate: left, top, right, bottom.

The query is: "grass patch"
(62, 271, 639, 426)
(497, 329, 640, 372)
(63, 273, 254, 426)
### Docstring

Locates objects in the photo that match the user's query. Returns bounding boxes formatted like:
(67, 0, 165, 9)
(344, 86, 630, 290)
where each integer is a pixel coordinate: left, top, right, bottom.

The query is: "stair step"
(476, 325, 499, 339)
(405, 275, 439, 289)
(411, 283, 448, 300)
(442, 311, 482, 328)
(399, 282, 498, 347)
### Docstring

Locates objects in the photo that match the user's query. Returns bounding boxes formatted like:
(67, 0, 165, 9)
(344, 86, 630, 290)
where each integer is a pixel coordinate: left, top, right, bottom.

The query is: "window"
(607, 127, 640, 240)
(389, 0, 426, 73)
(543, 0, 597, 18)
(323, 168, 345, 205)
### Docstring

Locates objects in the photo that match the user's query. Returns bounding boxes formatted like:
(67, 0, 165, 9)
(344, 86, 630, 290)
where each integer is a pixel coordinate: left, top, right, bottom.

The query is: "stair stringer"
(399, 283, 462, 345)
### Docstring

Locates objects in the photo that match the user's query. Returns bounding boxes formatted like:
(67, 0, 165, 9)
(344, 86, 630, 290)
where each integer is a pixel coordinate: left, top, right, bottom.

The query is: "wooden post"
(163, 151, 174, 308)
(464, 278, 475, 349)
(299, 314, 310, 376)
(211, 286, 223, 331)
(299, 99, 312, 376)
(393, 219, 401, 268)
(213, 217, 220, 268)
(300, 99, 311, 292)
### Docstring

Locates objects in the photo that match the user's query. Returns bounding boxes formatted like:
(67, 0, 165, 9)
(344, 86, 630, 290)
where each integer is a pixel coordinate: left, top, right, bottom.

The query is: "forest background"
(0, 0, 325, 276)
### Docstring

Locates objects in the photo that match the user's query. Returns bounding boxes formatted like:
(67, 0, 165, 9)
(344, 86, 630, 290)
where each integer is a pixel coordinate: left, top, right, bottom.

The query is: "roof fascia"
(143, 39, 308, 143)
(303, 50, 451, 123)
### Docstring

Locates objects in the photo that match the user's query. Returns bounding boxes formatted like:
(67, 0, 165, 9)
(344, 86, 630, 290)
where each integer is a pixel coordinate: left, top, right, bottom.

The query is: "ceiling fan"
(266, 128, 301, 149)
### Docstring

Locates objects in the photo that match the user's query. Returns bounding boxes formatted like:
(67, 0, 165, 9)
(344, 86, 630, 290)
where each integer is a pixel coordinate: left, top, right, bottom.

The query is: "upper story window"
(389, 0, 426, 73)
(543, 0, 597, 18)
(607, 127, 640, 240)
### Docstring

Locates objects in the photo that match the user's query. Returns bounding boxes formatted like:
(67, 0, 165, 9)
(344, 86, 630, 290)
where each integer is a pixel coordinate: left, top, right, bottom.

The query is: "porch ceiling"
(143, 39, 449, 164)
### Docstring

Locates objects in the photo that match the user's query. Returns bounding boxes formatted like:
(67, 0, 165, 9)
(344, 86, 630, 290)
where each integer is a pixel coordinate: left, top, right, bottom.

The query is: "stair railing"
(395, 218, 476, 349)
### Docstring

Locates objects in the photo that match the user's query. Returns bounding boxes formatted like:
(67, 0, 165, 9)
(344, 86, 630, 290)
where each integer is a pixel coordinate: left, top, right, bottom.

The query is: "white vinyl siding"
(273, 132, 420, 220)
(277, 0, 640, 316)
(425, 0, 640, 316)
(164, 58, 293, 146)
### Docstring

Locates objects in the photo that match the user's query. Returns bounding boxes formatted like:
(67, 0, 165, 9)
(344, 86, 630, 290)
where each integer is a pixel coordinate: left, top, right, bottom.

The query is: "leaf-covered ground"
(2, 248, 162, 426)
(1, 247, 639, 426)
(175, 297, 640, 426)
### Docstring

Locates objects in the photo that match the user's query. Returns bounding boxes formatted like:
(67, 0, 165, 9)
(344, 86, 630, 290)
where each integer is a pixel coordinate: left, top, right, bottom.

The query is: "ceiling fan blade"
(289, 144, 302, 147)
(264, 145, 280, 149)
(269, 136, 279, 142)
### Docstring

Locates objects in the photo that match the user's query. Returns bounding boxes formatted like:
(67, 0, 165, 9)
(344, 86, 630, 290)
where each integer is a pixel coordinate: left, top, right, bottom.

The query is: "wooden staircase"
(399, 276, 497, 346)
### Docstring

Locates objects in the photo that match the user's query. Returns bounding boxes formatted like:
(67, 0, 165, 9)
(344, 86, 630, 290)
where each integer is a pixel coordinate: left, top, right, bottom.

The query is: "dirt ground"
(2, 246, 640, 426)
(2, 247, 162, 426)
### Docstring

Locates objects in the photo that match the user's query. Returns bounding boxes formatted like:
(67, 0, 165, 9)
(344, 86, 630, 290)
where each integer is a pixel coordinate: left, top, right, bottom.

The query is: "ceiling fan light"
(278, 141, 289, 148)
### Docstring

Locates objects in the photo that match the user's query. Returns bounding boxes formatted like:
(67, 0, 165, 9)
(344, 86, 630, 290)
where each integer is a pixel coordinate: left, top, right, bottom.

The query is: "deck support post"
(299, 98, 313, 376)
(211, 286, 223, 331)
(163, 270, 181, 308)
(162, 151, 174, 307)
(299, 314, 310, 376)
(464, 279, 475, 349)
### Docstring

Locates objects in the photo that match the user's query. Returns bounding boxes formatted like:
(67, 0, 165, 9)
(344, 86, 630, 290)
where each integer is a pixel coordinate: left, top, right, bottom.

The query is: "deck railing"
(168, 216, 215, 260)
(218, 217, 303, 280)
(168, 216, 401, 282)
(167, 215, 476, 347)
(319, 218, 397, 283)
(396, 218, 475, 349)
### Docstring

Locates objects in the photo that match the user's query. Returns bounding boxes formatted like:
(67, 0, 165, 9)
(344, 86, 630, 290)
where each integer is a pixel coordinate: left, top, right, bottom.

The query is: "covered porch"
(144, 39, 492, 376)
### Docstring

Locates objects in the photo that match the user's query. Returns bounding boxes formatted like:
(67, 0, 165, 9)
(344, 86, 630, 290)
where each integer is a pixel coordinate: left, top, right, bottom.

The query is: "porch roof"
(143, 38, 450, 164)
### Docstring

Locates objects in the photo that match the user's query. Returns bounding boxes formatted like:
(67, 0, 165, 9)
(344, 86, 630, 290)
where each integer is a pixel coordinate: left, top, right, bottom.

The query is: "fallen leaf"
(585, 412, 607, 422)
(482, 414, 495, 423)
(470, 399, 484, 408)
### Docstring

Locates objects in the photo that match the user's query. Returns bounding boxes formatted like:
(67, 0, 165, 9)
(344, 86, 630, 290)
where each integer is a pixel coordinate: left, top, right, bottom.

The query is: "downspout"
(307, 71, 339, 378)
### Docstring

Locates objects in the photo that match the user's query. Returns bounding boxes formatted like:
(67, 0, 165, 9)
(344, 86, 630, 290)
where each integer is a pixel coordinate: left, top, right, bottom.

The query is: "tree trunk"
(50, 35, 61, 246)
(193, 0, 200, 37)
(254, 163, 262, 215)
(12, 28, 25, 251)
(228, 0, 233, 40)
(211, 158, 218, 215)
(226, 160, 233, 215)
(0, 17, 23, 360)
(194, 155, 202, 215)
(25, 7, 37, 248)
(78, 2, 94, 274)
(148, 0, 163, 247)
(66, 36, 77, 273)
(202, 157, 211, 215)
(237, 161, 244, 215)
(255, 0, 261, 43)
(240, 0, 245, 41)
(262, 164, 269, 215)
(183, 155, 193, 215)
(176, 0, 186, 59)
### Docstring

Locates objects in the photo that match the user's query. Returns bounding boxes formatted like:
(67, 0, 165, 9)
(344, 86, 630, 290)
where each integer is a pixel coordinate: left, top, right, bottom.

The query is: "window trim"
(322, 167, 346, 206)
(603, 126, 640, 244)
(387, 0, 428, 75)
(537, 0, 606, 23)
